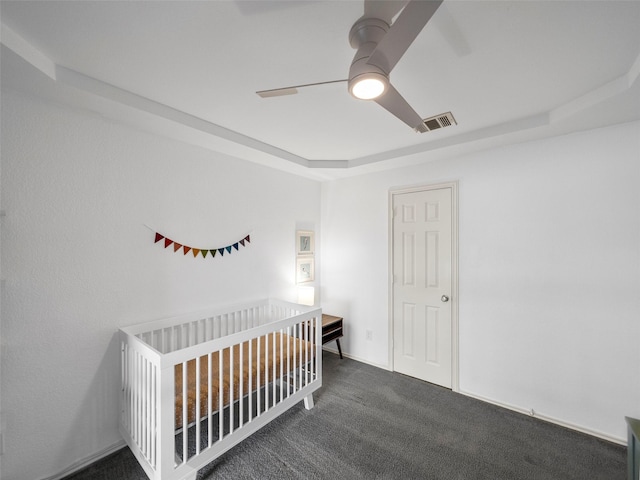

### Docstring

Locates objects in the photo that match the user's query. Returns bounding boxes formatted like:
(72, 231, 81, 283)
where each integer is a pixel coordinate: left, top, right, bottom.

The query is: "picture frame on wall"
(296, 230, 314, 256)
(296, 257, 315, 284)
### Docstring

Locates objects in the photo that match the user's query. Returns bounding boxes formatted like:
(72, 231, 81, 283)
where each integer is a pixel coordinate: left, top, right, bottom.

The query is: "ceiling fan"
(256, 0, 444, 133)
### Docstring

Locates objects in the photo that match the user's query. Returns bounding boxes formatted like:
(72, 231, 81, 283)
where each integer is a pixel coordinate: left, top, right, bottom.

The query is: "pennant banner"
(152, 231, 251, 260)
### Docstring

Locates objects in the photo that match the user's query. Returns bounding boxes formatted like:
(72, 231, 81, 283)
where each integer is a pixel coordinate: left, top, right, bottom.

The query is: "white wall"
(321, 121, 640, 442)
(0, 88, 320, 480)
(2, 83, 638, 480)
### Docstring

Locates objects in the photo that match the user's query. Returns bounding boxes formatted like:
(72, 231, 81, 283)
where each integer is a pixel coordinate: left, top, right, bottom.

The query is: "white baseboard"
(322, 346, 392, 371)
(458, 389, 626, 446)
(39, 439, 126, 480)
(322, 347, 392, 372)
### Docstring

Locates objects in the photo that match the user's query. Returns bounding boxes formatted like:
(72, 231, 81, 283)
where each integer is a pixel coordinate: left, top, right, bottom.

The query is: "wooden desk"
(322, 314, 343, 359)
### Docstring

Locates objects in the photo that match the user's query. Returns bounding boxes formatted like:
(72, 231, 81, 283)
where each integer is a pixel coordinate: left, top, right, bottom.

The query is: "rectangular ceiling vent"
(421, 112, 457, 132)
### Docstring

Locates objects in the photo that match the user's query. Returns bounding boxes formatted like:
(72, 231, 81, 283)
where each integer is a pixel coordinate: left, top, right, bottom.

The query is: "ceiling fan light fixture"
(349, 73, 388, 100)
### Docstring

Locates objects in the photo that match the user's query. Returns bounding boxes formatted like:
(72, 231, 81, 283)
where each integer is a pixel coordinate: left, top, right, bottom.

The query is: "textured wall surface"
(321, 120, 640, 442)
(0, 88, 320, 480)
(2, 84, 639, 480)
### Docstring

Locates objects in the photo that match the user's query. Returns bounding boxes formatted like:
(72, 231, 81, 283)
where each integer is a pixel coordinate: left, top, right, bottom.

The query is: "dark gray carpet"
(66, 352, 625, 480)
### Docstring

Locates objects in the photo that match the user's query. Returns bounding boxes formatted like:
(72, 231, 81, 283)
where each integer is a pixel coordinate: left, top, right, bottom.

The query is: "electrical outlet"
(366, 330, 373, 341)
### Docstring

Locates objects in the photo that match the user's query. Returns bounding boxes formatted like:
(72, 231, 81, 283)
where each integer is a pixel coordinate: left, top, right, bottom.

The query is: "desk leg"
(336, 339, 343, 359)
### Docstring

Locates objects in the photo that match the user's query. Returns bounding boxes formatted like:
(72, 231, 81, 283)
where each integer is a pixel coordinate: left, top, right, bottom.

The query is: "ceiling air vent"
(421, 112, 457, 133)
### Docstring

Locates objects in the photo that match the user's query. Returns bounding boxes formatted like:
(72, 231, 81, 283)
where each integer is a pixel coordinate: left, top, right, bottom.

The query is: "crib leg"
(303, 394, 315, 410)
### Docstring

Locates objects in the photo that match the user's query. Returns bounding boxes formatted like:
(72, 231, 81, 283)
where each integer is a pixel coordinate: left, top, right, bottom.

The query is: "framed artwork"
(296, 230, 314, 256)
(296, 257, 315, 284)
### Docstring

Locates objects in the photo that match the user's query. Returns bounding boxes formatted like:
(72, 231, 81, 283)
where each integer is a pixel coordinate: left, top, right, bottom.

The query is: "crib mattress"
(174, 332, 313, 428)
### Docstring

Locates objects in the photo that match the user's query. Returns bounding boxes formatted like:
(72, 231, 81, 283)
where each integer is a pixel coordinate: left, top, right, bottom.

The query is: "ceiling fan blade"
(367, 0, 443, 74)
(256, 79, 347, 98)
(364, 0, 408, 24)
(374, 83, 427, 132)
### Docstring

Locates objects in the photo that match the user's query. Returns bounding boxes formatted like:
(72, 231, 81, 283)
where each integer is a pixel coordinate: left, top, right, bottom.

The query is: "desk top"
(322, 314, 343, 327)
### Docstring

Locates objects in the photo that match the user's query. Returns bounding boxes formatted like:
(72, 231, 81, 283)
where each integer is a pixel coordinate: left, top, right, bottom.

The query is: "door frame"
(388, 181, 459, 392)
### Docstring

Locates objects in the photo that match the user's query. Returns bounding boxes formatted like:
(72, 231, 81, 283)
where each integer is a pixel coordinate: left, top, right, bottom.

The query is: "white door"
(392, 186, 453, 388)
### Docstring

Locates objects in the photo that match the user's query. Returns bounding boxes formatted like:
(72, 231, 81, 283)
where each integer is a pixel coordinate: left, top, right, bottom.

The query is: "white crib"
(119, 299, 322, 480)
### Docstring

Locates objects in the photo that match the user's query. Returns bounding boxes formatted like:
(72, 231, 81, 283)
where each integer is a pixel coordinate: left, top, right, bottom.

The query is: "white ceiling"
(2, 0, 639, 180)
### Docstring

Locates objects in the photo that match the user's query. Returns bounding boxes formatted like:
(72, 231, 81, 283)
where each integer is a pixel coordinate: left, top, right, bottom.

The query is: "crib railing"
(120, 299, 322, 480)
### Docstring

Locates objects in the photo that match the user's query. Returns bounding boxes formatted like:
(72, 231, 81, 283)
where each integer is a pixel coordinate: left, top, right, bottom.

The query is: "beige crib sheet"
(174, 332, 313, 428)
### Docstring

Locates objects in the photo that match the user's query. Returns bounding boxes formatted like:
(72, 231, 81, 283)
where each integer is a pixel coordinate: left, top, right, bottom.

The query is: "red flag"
(164, 238, 173, 248)
(183, 246, 191, 255)
(173, 243, 182, 252)
(154, 232, 164, 243)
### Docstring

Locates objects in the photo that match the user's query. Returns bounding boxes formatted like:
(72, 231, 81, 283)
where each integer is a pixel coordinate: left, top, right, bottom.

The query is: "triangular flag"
(192, 248, 201, 257)
(210, 249, 217, 258)
(218, 248, 225, 256)
(173, 243, 182, 252)
(226, 246, 232, 254)
(245, 235, 251, 243)
(183, 246, 191, 255)
(201, 250, 208, 258)
(164, 238, 173, 248)
(154, 232, 164, 243)
(239, 239, 245, 247)
(233, 243, 239, 251)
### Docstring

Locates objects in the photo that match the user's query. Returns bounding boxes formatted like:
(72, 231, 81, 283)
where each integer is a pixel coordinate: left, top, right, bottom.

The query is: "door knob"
(441, 295, 450, 302)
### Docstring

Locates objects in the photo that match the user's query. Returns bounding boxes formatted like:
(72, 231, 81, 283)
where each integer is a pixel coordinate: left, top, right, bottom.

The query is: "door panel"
(393, 187, 452, 388)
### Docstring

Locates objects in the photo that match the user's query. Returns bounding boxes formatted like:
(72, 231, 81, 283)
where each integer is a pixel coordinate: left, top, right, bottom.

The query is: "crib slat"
(135, 352, 140, 445)
(264, 334, 269, 412)
(298, 324, 303, 388)
(142, 358, 147, 458)
(218, 349, 223, 442)
(182, 361, 187, 464)
(248, 339, 253, 421)
(279, 331, 284, 402)
(229, 346, 234, 434)
(151, 362, 156, 469)
(292, 327, 297, 393)
(286, 326, 291, 398)
(145, 358, 150, 459)
(207, 352, 213, 449)
(196, 355, 201, 455)
(305, 320, 310, 386)
(239, 341, 244, 427)
(129, 347, 134, 438)
(272, 332, 277, 407)
(256, 337, 261, 417)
